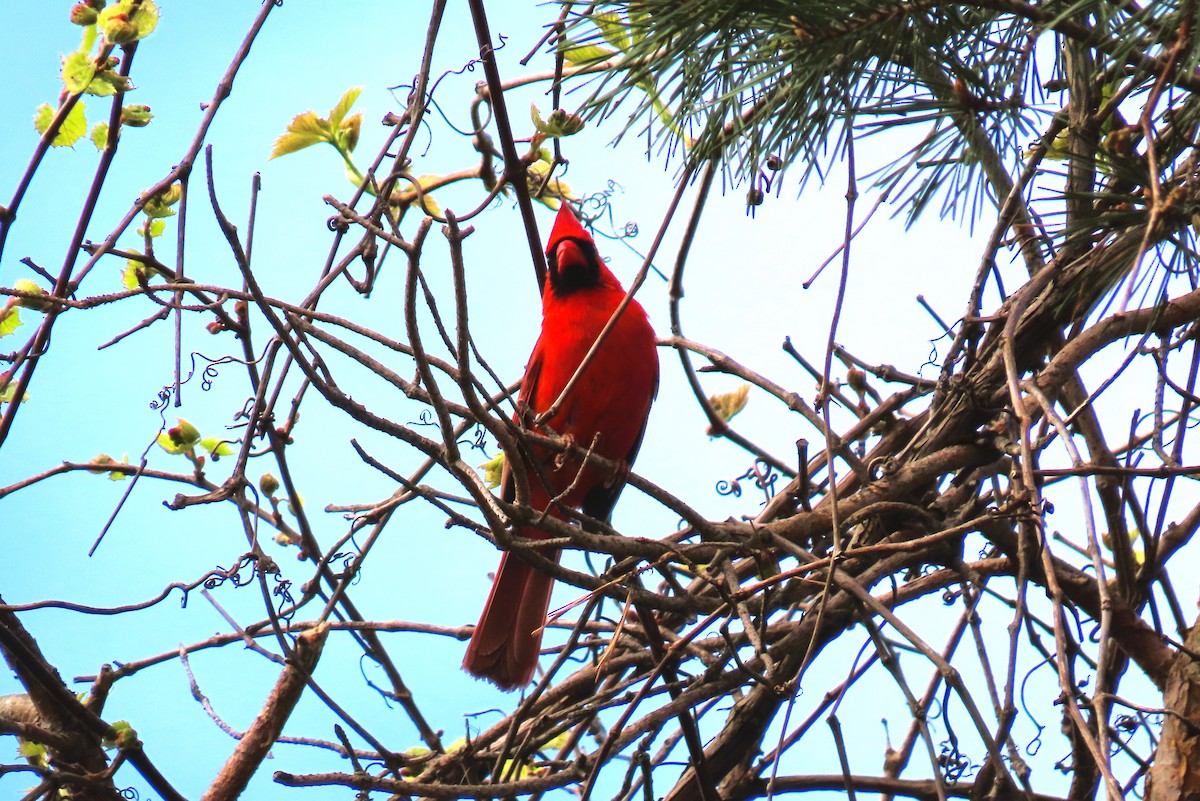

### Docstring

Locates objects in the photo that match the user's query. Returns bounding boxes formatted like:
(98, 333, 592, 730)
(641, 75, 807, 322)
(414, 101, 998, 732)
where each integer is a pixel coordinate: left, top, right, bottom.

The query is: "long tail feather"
(462, 534, 560, 691)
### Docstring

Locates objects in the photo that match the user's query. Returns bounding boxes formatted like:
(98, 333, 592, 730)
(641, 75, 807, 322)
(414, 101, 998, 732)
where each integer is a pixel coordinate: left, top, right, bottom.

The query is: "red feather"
(462, 205, 659, 691)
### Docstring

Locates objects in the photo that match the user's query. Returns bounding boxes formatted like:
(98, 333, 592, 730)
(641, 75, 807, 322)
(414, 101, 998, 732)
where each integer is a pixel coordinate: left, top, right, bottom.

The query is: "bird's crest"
(546, 203, 590, 253)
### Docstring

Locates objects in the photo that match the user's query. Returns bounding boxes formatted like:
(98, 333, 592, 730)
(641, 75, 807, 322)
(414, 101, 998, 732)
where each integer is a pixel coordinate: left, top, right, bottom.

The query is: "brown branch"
(200, 623, 329, 801)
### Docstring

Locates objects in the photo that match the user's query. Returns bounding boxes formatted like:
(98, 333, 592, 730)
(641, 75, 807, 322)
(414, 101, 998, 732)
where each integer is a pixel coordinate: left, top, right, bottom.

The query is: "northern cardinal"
(462, 203, 659, 691)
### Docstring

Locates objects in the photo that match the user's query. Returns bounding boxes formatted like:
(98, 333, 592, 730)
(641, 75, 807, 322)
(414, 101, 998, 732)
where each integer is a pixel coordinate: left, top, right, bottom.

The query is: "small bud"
(259, 473, 280, 497)
(168, 418, 201, 448)
(13, 279, 52, 312)
(121, 104, 153, 128)
(206, 320, 224, 335)
(766, 154, 783, 171)
(69, 3, 99, 25)
(746, 187, 764, 207)
(87, 0, 107, 10)
(547, 108, 585, 136)
(846, 367, 867, 395)
(104, 14, 139, 44)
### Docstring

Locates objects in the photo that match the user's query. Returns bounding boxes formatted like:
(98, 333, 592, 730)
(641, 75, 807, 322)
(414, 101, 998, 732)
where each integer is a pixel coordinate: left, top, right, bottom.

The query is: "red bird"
(462, 204, 659, 691)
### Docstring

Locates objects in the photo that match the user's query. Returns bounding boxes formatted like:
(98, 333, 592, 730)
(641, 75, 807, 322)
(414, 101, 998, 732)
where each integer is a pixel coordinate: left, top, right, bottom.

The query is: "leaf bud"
(846, 367, 867, 395)
(13, 279, 52, 312)
(169, 418, 201, 448)
(104, 14, 139, 44)
(766, 154, 783, 171)
(259, 473, 280, 497)
(547, 108, 585, 136)
(87, 0, 107, 9)
(120, 104, 154, 128)
(70, 3, 99, 25)
(746, 187, 764, 206)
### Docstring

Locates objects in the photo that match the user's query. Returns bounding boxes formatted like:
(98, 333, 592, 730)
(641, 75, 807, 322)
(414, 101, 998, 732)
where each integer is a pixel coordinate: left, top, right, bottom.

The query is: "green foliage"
(479, 452, 505, 490)
(103, 720, 138, 750)
(18, 739, 47, 767)
(0, 306, 23, 337)
(568, 1, 1191, 223)
(97, 1, 159, 42)
(33, 0, 157, 147)
(271, 86, 366, 185)
(199, 436, 235, 459)
(91, 121, 110, 150)
(530, 104, 585, 138)
(122, 254, 163, 290)
(87, 453, 132, 481)
(156, 418, 201, 455)
(34, 101, 88, 148)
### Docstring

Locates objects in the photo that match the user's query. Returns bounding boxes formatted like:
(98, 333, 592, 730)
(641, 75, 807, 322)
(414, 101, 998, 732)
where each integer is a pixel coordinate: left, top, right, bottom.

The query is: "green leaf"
(270, 110, 332, 158)
(592, 12, 632, 51)
(120, 104, 153, 127)
(103, 720, 138, 750)
(61, 51, 97, 95)
(561, 40, 617, 66)
(18, 740, 46, 766)
(136, 218, 166, 238)
(85, 69, 130, 97)
(527, 160, 574, 209)
(141, 183, 181, 218)
(122, 255, 163, 290)
(329, 86, 364, 130)
(0, 380, 29, 405)
(199, 437, 235, 458)
(480, 452, 505, 490)
(33, 100, 88, 147)
(91, 121, 110, 150)
(0, 306, 22, 337)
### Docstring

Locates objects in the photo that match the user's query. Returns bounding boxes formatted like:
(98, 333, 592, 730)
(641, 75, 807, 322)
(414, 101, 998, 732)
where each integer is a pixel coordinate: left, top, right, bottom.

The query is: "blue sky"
(0, 3, 1008, 798)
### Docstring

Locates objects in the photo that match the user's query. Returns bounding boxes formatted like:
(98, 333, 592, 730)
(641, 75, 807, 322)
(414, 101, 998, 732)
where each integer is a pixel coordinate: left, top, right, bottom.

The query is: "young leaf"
(526, 160, 574, 209)
(480, 452, 505, 490)
(33, 100, 88, 147)
(141, 183, 181, 218)
(87, 453, 131, 481)
(0, 380, 29, 405)
(61, 51, 97, 95)
(103, 720, 138, 750)
(85, 69, 130, 97)
(709, 384, 750, 424)
(560, 40, 617, 65)
(592, 12, 632, 51)
(270, 110, 332, 158)
(329, 86, 364, 130)
(120, 104, 153, 127)
(122, 256, 163, 290)
(91, 121, 110, 150)
(0, 306, 23, 337)
(199, 437, 235, 458)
